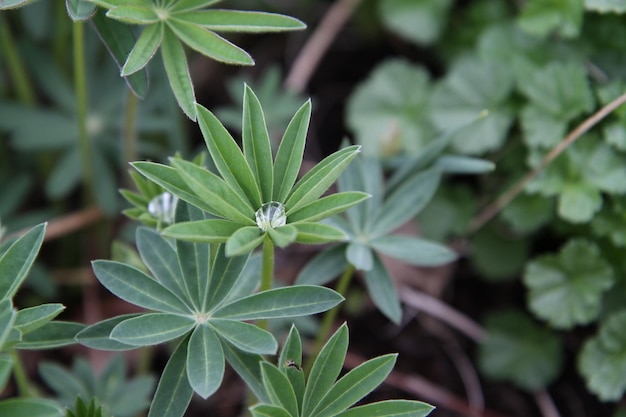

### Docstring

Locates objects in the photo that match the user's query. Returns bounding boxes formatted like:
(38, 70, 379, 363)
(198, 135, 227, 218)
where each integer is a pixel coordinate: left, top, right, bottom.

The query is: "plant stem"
(304, 264, 355, 374)
(10, 350, 37, 398)
(73, 21, 95, 205)
(0, 15, 36, 105)
(469, 90, 626, 234)
(257, 235, 275, 331)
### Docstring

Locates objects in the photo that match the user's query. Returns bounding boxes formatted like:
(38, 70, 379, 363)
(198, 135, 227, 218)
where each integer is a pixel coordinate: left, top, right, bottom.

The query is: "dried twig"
(400, 284, 563, 417)
(469, 90, 626, 234)
(10, 206, 104, 242)
(284, 0, 362, 93)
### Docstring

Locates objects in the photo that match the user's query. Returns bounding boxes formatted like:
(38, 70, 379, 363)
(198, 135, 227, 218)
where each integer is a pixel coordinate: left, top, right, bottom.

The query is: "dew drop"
(148, 192, 178, 225)
(255, 201, 286, 231)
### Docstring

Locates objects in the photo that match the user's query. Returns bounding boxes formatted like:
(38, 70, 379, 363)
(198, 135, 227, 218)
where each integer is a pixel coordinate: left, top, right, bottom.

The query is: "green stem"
(122, 89, 139, 186)
(10, 349, 37, 398)
(73, 21, 95, 205)
(0, 15, 36, 105)
(304, 264, 355, 374)
(257, 235, 275, 331)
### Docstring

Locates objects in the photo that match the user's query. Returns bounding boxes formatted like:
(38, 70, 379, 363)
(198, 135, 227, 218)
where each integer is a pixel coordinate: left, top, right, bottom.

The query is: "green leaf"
(585, 0, 626, 13)
(163, 219, 243, 243)
(478, 310, 562, 391)
(173, 10, 306, 32)
(578, 310, 626, 401)
(169, 157, 254, 223)
(173, 204, 211, 311)
(288, 192, 370, 223)
(0, 0, 30, 9)
(524, 239, 614, 329)
(210, 319, 277, 355)
(66, 0, 96, 20)
(378, 0, 452, 45)
(242, 85, 274, 201)
(132, 162, 215, 215)
(312, 354, 397, 417)
(296, 244, 349, 286)
(518, 61, 594, 129)
(363, 253, 401, 324)
(222, 341, 269, 403)
(91, 10, 149, 98)
(111, 313, 195, 346)
(76, 314, 141, 351)
(273, 100, 311, 202)
(293, 222, 348, 245)
(167, 19, 254, 65)
(347, 59, 433, 157)
(16, 321, 85, 349)
(0, 398, 63, 417)
(250, 404, 293, 417)
(0, 354, 13, 391)
(14, 304, 65, 335)
(430, 56, 514, 155)
(286, 145, 361, 213)
(336, 400, 434, 417)
(371, 169, 440, 237)
(346, 242, 373, 271)
(168, 0, 219, 12)
(278, 325, 305, 408)
(196, 104, 262, 207)
(470, 226, 530, 281)
(106, 5, 159, 23)
(136, 227, 189, 305)
(92, 260, 192, 314)
(370, 235, 456, 267)
(518, 0, 584, 38)
(434, 155, 495, 174)
(122, 23, 164, 76)
(558, 183, 602, 223)
(260, 362, 299, 417)
(338, 156, 383, 232)
(303, 324, 349, 416)
(39, 362, 89, 402)
(500, 192, 555, 233)
(213, 286, 344, 320)
(0, 300, 16, 349)
(186, 324, 224, 399)
(225, 226, 264, 256)
(161, 26, 197, 120)
(520, 105, 568, 148)
(205, 245, 250, 310)
(148, 336, 193, 417)
(268, 225, 298, 248)
(0, 223, 45, 300)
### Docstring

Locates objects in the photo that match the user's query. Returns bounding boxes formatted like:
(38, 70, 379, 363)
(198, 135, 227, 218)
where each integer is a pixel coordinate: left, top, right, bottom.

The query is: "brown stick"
(10, 206, 104, 242)
(284, 0, 362, 93)
(469, 90, 626, 234)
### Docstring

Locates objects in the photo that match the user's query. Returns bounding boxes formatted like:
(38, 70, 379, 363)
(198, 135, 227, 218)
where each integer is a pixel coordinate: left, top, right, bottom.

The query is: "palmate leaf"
(163, 219, 244, 243)
(364, 254, 401, 324)
(585, 0, 626, 12)
(16, 321, 85, 349)
(122, 23, 164, 76)
(518, 0, 584, 38)
(347, 59, 435, 157)
(378, 0, 452, 46)
(523, 239, 614, 329)
(0, 399, 63, 417)
(287, 192, 370, 223)
(370, 235, 456, 267)
(205, 245, 251, 311)
(338, 156, 384, 232)
(14, 304, 65, 335)
(579, 310, 626, 401)
(478, 310, 562, 391)
(293, 222, 348, 245)
(296, 245, 349, 286)
(255, 324, 433, 417)
(209, 319, 277, 355)
(430, 56, 514, 155)
(76, 314, 140, 351)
